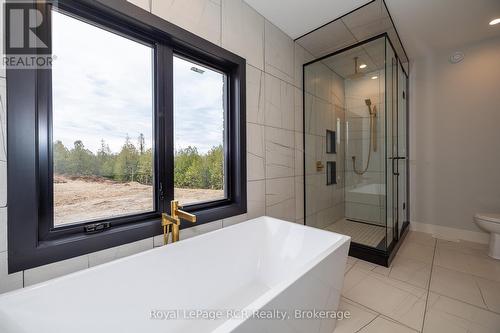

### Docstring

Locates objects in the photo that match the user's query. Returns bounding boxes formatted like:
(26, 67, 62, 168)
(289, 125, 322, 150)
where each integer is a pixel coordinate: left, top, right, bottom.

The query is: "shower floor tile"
(325, 219, 386, 248)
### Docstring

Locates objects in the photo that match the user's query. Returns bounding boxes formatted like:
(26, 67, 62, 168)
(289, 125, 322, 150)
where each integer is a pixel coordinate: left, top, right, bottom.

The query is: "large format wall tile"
(247, 123, 265, 181)
(247, 180, 265, 219)
(222, 0, 264, 70)
(0, 252, 23, 294)
(294, 44, 314, 89)
(247, 123, 265, 161)
(89, 238, 153, 267)
(294, 87, 303, 133)
(264, 21, 294, 84)
(247, 151, 265, 182)
(294, 131, 304, 177)
(154, 220, 223, 246)
(0, 161, 6, 207)
(246, 65, 265, 125)
(24, 255, 89, 286)
(304, 61, 332, 102)
(265, 126, 294, 179)
(152, 0, 221, 46)
(215, 180, 265, 228)
(294, 176, 304, 221)
(264, 73, 294, 130)
(0, 207, 6, 253)
(266, 177, 295, 221)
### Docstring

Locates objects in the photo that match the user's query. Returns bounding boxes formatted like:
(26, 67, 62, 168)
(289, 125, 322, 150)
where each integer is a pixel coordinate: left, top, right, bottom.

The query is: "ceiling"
(245, 0, 500, 60)
(294, 0, 408, 67)
(243, 0, 371, 39)
(384, 0, 500, 58)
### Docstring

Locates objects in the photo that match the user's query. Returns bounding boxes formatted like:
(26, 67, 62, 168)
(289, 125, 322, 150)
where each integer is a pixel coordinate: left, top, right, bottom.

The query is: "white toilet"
(474, 213, 500, 259)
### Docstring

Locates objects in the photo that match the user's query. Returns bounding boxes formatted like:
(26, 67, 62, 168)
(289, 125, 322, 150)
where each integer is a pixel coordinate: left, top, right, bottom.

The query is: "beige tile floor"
(335, 231, 500, 332)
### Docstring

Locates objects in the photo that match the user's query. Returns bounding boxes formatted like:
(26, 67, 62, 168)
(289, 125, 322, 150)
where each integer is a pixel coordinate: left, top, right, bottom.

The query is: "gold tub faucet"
(161, 200, 197, 245)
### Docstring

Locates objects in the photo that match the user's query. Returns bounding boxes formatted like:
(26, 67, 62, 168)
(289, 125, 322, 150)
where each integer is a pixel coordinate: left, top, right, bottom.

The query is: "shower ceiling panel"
(296, 0, 409, 72)
(295, 20, 357, 58)
(322, 41, 385, 79)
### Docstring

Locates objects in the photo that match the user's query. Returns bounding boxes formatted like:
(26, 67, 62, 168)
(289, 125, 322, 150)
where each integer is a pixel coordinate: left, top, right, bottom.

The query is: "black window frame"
(7, 0, 246, 273)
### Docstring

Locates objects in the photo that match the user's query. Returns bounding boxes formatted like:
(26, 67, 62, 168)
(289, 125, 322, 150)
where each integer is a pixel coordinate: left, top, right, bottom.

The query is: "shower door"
(386, 45, 409, 244)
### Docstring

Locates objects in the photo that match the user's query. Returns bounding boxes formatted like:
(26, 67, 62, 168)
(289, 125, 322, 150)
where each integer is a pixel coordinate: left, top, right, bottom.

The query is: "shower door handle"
(389, 156, 406, 176)
(392, 157, 399, 176)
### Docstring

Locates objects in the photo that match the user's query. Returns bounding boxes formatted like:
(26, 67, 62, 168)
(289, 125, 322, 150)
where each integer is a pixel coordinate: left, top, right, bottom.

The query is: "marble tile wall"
(304, 60, 346, 230)
(344, 70, 386, 224)
(0, 0, 312, 292)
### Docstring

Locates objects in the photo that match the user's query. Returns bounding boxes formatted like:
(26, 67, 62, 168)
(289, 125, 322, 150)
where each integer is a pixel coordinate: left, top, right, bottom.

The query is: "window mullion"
(156, 43, 174, 214)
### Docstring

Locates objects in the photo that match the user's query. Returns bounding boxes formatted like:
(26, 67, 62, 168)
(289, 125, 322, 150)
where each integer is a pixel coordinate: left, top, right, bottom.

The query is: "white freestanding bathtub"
(0, 216, 350, 333)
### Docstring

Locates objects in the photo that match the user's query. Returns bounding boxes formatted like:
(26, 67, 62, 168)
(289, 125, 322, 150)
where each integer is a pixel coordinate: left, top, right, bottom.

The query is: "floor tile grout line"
(341, 296, 419, 332)
(475, 279, 488, 309)
(342, 295, 378, 316)
(421, 238, 437, 333)
(428, 289, 500, 316)
(432, 261, 500, 285)
(370, 267, 428, 291)
(355, 268, 428, 298)
(344, 262, 355, 275)
(354, 314, 379, 333)
(378, 314, 421, 332)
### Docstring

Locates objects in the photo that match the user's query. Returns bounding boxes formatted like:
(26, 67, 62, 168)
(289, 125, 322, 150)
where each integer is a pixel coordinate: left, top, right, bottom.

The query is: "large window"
(7, 0, 246, 272)
(173, 56, 226, 205)
(52, 10, 155, 226)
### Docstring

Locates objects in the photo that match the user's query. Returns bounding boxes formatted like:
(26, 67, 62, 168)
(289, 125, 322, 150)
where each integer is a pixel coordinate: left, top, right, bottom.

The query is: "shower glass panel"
(398, 62, 409, 237)
(303, 35, 409, 266)
(386, 38, 396, 247)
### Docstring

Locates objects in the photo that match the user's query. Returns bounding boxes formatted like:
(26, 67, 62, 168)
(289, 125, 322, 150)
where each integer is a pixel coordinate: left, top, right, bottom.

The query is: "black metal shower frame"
(302, 33, 410, 267)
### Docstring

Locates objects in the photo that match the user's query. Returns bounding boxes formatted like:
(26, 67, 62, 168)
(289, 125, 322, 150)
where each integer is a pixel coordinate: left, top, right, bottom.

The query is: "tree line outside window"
(53, 135, 224, 190)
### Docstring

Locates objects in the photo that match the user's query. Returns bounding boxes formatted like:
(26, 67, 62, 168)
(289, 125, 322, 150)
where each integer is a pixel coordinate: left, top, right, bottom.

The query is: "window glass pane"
(52, 10, 154, 226)
(173, 56, 226, 205)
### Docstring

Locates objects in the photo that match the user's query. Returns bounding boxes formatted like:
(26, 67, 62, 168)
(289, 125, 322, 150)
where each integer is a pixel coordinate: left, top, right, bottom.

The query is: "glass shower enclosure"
(303, 34, 409, 266)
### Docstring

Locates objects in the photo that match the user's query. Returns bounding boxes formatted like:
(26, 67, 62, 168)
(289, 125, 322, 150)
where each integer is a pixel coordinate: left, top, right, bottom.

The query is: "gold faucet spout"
(176, 209, 196, 223)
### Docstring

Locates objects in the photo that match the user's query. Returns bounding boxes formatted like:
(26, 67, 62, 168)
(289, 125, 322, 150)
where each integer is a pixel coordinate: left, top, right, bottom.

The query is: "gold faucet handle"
(161, 213, 178, 226)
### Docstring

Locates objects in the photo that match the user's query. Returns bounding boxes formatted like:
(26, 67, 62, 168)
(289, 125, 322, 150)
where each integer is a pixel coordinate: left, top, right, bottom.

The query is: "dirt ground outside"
(53, 175, 224, 226)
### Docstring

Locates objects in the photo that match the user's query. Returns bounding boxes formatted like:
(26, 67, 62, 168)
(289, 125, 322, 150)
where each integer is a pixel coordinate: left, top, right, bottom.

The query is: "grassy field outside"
(53, 175, 224, 226)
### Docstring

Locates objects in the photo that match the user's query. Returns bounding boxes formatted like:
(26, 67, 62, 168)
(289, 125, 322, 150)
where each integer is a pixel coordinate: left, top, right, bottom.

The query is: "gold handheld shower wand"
(352, 99, 377, 175)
